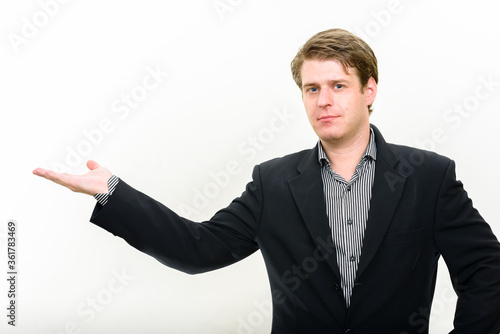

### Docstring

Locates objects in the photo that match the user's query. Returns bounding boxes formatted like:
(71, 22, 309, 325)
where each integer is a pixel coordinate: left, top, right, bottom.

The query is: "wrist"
(94, 175, 119, 205)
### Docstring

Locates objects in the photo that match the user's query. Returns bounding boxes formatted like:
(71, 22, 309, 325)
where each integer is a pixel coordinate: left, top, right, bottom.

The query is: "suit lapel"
(288, 147, 341, 281)
(286, 125, 407, 284)
(355, 125, 407, 280)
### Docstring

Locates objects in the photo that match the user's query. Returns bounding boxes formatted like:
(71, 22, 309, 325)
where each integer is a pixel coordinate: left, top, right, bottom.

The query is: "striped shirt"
(94, 175, 120, 205)
(318, 129, 377, 307)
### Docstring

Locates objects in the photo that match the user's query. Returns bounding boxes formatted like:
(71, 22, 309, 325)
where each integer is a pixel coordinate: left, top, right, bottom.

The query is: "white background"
(1, 0, 499, 333)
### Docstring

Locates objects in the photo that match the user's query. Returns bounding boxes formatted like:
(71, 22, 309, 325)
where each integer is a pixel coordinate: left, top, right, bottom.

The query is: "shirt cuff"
(94, 175, 119, 206)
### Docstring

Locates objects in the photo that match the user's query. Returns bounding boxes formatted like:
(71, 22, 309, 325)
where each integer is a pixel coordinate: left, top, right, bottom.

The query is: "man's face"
(301, 59, 377, 147)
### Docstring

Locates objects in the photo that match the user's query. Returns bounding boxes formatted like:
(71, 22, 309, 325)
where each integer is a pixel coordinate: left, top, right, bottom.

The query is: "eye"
(309, 87, 318, 93)
(334, 84, 343, 89)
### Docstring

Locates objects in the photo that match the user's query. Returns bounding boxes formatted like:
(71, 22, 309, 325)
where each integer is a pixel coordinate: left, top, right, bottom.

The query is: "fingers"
(33, 168, 68, 186)
(34, 160, 103, 177)
(87, 160, 100, 170)
(33, 168, 59, 181)
(32, 168, 46, 177)
(33, 162, 111, 195)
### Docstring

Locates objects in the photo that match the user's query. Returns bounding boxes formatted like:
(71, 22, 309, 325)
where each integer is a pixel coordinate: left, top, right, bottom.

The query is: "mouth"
(318, 115, 340, 122)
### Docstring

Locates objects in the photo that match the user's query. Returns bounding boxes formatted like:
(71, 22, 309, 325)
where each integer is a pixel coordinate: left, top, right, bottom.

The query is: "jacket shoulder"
(371, 124, 452, 171)
(257, 147, 315, 177)
(386, 142, 453, 172)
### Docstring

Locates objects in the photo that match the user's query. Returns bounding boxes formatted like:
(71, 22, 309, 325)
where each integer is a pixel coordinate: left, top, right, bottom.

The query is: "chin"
(317, 130, 343, 141)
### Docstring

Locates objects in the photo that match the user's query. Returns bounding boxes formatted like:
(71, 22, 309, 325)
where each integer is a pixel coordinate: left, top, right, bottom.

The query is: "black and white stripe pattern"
(318, 129, 376, 307)
(94, 175, 120, 206)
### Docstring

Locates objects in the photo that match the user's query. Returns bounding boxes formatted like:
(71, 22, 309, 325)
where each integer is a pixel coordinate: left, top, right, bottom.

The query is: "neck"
(321, 126, 371, 180)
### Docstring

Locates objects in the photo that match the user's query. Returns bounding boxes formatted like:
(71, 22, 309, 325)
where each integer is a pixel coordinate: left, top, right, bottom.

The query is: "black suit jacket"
(91, 125, 500, 333)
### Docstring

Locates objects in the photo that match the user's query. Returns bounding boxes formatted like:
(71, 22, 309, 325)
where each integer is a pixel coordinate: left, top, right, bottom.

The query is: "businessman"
(34, 28, 500, 333)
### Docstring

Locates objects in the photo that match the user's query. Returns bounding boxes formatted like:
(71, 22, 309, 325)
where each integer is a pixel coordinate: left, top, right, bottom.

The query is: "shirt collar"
(317, 127, 377, 166)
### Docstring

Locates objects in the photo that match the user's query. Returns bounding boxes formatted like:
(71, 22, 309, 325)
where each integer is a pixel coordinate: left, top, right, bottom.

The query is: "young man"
(34, 29, 500, 333)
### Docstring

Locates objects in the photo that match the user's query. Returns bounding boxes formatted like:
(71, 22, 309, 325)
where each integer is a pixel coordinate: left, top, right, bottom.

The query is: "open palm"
(33, 160, 112, 196)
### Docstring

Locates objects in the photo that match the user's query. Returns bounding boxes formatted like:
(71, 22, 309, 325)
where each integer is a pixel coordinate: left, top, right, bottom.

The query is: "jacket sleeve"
(89, 167, 263, 274)
(434, 160, 500, 333)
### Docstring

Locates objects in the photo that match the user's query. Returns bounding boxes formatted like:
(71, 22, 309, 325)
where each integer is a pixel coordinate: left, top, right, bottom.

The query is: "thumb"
(86, 160, 101, 170)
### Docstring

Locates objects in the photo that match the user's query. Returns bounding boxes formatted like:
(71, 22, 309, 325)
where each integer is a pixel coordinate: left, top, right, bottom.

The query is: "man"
(33, 29, 500, 333)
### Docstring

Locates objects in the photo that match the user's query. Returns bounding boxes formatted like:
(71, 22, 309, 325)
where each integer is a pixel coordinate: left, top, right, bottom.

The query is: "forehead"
(301, 59, 355, 81)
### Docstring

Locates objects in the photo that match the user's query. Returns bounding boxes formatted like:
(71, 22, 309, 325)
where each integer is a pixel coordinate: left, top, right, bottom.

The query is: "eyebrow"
(302, 79, 349, 89)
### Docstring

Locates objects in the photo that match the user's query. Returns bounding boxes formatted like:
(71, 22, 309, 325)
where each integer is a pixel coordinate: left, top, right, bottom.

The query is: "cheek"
(344, 96, 366, 114)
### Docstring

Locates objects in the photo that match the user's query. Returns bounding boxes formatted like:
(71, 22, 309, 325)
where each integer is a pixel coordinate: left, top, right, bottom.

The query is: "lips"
(318, 115, 340, 121)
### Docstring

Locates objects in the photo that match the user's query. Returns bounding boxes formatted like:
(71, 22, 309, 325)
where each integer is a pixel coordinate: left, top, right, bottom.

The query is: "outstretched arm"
(33, 160, 112, 195)
(34, 160, 261, 274)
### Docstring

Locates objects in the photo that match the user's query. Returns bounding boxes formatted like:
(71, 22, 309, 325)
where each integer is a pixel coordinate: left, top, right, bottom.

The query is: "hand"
(33, 160, 112, 196)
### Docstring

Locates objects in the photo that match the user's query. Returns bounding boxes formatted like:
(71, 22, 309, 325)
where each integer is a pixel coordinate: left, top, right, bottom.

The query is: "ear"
(364, 77, 377, 106)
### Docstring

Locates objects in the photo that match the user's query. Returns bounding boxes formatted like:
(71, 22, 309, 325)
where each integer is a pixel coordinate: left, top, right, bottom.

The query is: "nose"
(318, 88, 333, 108)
